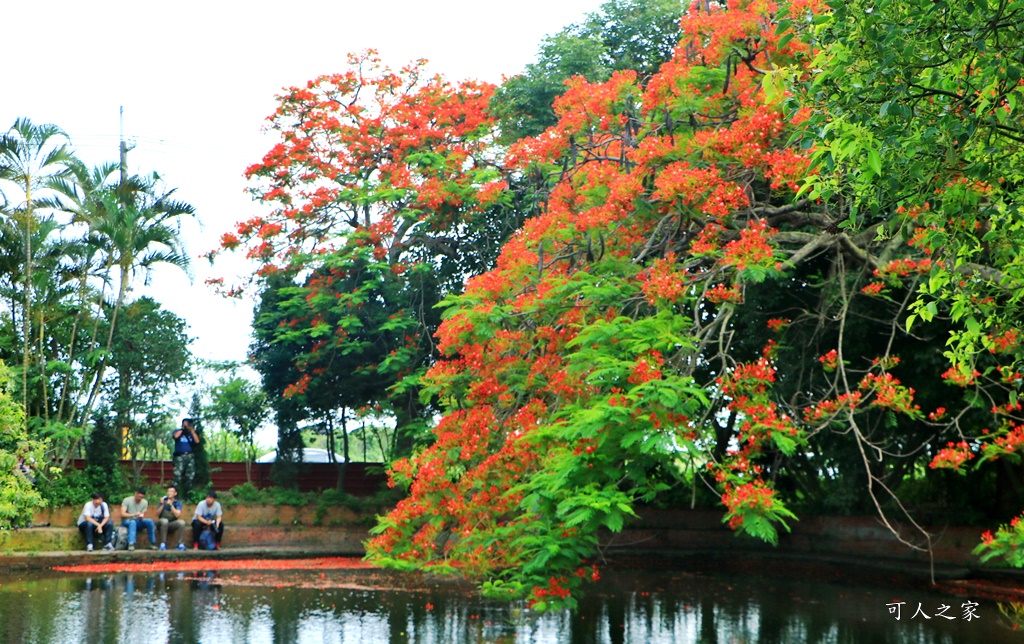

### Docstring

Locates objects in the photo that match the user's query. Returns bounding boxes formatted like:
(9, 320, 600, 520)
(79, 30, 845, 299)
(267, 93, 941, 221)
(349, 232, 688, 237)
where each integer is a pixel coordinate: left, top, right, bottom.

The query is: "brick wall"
(71, 460, 389, 495)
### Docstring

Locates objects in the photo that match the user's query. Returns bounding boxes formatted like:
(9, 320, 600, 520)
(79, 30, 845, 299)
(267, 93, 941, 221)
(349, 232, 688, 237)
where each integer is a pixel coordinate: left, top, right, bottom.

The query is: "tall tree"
(77, 174, 195, 425)
(490, 0, 685, 142)
(364, 0, 1024, 605)
(219, 51, 503, 458)
(187, 391, 211, 498)
(0, 118, 76, 422)
(38, 161, 119, 433)
(207, 376, 268, 483)
(795, 0, 1024, 565)
(103, 296, 193, 463)
(83, 410, 126, 503)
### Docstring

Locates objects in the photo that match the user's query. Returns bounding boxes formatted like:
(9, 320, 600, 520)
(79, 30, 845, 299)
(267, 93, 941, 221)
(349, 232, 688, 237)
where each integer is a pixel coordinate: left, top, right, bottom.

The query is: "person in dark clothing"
(173, 417, 200, 497)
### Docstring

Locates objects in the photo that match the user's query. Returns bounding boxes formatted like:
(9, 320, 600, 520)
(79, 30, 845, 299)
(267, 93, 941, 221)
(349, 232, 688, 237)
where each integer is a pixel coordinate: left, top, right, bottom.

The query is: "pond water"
(0, 557, 1017, 643)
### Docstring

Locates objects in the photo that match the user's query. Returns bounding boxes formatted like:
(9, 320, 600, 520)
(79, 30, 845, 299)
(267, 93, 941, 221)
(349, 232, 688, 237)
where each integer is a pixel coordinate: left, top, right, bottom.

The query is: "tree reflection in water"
(0, 565, 1017, 643)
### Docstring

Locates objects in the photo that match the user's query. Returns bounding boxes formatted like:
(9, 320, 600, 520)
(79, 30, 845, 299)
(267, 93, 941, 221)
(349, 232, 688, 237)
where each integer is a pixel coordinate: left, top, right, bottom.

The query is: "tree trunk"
(79, 268, 129, 426)
(22, 182, 33, 430)
(337, 411, 350, 493)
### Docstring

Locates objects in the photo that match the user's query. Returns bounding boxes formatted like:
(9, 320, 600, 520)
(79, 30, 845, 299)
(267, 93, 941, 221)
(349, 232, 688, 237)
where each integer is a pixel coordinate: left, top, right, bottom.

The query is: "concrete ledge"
(0, 545, 367, 573)
(6, 506, 996, 576)
(32, 503, 384, 528)
(6, 504, 381, 555)
(0, 527, 83, 553)
(603, 509, 986, 570)
(3, 524, 373, 555)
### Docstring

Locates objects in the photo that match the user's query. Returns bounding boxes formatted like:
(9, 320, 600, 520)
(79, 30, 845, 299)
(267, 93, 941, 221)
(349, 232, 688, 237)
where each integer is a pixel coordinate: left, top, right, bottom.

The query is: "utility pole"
(119, 106, 135, 186)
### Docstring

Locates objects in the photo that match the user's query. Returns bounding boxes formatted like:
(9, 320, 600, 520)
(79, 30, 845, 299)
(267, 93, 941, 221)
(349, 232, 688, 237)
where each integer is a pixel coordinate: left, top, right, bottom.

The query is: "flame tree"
(222, 0, 1024, 610)
(217, 52, 508, 458)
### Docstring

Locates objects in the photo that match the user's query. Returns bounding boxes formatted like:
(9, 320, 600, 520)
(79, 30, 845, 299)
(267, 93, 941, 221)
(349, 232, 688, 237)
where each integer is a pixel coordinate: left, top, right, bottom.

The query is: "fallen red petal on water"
(52, 557, 376, 574)
(425, 603, 434, 611)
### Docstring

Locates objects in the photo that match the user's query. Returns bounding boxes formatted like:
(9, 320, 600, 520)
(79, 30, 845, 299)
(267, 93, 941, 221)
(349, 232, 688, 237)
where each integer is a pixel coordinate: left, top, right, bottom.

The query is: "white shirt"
(77, 501, 109, 526)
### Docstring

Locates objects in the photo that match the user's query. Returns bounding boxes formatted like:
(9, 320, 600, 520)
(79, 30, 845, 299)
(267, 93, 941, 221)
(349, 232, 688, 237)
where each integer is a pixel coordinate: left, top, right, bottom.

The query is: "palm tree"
(0, 118, 76, 423)
(44, 161, 121, 425)
(77, 174, 195, 425)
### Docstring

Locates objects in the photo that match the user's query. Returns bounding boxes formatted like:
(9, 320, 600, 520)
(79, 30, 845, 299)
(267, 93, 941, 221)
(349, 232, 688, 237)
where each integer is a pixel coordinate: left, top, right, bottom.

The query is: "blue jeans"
(79, 522, 113, 548)
(122, 518, 156, 545)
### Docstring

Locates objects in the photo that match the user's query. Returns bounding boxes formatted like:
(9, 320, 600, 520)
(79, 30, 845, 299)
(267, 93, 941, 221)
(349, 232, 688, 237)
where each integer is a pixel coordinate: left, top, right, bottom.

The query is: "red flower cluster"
(858, 372, 920, 414)
(722, 219, 776, 271)
(989, 330, 1020, 354)
(721, 482, 777, 529)
(941, 365, 981, 387)
(803, 392, 863, 423)
(988, 424, 1024, 456)
(706, 283, 742, 304)
(640, 253, 687, 304)
(819, 349, 839, 372)
(929, 441, 975, 471)
(873, 257, 933, 279)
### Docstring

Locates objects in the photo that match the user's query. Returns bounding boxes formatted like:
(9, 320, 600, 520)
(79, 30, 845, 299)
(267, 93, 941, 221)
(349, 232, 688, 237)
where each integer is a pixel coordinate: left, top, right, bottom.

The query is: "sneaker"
(128, 544, 135, 552)
(193, 543, 199, 550)
(177, 544, 187, 551)
(159, 543, 166, 551)
(215, 542, 221, 550)
(103, 542, 114, 551)
(86, 544, 94, 552)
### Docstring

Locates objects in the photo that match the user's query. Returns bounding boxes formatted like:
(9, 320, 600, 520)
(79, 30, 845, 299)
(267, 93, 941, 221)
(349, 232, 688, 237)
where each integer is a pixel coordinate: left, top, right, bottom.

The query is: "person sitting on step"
(77, 492, 114, 552)
(191, 490, 224, 550)
(120, 487, 157, 552)
(154, 484, 187, 551)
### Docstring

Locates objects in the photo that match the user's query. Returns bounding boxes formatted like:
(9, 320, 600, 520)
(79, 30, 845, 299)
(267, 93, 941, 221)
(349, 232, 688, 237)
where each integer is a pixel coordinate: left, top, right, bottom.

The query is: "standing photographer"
(173, 418, 200, 498)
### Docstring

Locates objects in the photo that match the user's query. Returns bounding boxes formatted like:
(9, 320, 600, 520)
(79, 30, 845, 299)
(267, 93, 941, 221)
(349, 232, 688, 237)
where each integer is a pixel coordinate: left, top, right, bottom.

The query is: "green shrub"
(224, 482, 262, 505)
(222, 483, 310, 506)
(270, 486, 310, 506)
(36, 468, 92, 508)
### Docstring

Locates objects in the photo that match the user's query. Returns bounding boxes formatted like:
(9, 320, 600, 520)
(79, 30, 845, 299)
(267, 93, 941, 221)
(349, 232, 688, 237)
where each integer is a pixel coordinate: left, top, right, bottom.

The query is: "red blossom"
(929, 441, 975, 470)
(941, 365, 980, 387)
(706, 283, 742, 304)
(818, 349, 839, 372)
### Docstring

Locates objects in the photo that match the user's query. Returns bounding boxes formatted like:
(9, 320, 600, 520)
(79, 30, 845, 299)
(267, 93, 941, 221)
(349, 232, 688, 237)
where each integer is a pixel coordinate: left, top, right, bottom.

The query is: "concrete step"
(1, 524, 372, 554)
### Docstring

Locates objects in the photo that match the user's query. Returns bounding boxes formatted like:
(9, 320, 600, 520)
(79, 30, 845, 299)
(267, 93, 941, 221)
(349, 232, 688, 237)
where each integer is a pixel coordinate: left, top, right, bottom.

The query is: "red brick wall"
(71, 460, 388, 496)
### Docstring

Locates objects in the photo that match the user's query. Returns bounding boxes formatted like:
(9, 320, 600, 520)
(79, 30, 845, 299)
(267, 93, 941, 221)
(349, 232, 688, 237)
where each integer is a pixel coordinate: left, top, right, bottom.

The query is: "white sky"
(2, 0, 606, 374)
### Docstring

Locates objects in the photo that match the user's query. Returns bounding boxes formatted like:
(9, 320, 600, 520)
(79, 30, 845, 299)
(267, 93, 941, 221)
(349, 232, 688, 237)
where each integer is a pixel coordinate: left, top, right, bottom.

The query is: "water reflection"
(0, 566, 1015, 643)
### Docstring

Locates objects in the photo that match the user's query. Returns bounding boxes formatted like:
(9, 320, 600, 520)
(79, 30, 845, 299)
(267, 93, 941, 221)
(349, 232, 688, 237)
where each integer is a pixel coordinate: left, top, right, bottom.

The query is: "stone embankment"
(607, 509, 985, 574)
(1, 504, 378, 558)
(0, 505, 1008, 582)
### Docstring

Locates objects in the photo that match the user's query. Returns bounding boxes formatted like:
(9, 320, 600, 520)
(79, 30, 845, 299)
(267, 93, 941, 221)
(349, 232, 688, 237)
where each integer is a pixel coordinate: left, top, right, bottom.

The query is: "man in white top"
(77, 493, 114, 552)
(190, 490, 224, 549)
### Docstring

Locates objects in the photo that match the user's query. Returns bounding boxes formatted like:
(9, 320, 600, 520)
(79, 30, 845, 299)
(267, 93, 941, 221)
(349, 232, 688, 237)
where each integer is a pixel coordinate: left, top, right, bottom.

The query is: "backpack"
(113, 526, 129, 550)
(198, 528, 217, 551)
